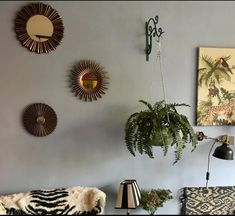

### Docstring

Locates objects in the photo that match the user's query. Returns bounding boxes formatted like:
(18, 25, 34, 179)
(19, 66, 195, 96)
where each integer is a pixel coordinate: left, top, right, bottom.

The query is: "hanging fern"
(125, 100, 198, 164)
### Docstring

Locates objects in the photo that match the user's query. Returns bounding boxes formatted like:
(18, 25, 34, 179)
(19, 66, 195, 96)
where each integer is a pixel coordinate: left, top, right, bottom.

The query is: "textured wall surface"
(0, 1, 234, 214)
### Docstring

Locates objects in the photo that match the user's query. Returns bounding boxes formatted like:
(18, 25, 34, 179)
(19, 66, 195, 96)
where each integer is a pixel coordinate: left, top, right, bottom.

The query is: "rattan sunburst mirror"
(69, 59, 109, 102)
(15, 2, 64, 54)
(22, 103, 57, 137)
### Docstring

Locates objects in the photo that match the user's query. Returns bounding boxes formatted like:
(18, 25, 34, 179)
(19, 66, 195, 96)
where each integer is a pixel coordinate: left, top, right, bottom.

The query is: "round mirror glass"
(36, 116, 46, 125)
(26, 15, 54, 42)
(70, 59, 109, 102)
(80, 70, 98, 91)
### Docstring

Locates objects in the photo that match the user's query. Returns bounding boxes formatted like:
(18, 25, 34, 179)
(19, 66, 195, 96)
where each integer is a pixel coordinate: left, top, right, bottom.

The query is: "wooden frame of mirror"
(70, 60, 109, 102)
(15, 2, 64, 54)
(23, 103, 57, 137)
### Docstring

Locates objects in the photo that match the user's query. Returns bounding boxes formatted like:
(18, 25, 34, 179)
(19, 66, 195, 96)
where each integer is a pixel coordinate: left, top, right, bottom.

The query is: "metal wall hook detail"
(145, 15, 164, 61)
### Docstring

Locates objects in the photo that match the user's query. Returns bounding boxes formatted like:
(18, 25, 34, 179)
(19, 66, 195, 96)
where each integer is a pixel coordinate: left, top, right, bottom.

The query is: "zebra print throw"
(180, 186, 235, 215)
(0, 186, 106, 215)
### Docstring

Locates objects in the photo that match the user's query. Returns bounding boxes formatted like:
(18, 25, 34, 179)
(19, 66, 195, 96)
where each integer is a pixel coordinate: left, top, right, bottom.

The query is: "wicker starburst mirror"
(22, 103, 57, 137)
(15, 2, 64, 54)
(69, 60, 109, 101)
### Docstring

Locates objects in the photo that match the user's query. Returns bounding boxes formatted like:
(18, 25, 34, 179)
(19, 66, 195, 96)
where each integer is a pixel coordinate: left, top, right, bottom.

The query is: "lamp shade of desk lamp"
(115, 179, 141, 215)
(213, 135, 234, 160)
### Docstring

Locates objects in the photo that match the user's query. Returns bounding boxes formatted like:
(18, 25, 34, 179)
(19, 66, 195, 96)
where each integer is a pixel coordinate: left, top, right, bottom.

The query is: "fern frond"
(173, 136, 185, 165)
(143, 141, 154, 158)
(169, 103, 190, 108)
(125, 112, 140, 156)
(153, 100, 165, 111)
(124, 100, 198, 164)
(139, 100, 154, 112)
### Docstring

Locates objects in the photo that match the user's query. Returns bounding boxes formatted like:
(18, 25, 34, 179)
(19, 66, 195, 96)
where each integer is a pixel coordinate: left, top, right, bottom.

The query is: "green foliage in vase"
(140, 188, 173, 215)
(125, 100, 197, 164)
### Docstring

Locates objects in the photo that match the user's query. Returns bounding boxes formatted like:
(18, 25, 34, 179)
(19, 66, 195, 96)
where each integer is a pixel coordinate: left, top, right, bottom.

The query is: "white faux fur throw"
(0, 186, 106, 215)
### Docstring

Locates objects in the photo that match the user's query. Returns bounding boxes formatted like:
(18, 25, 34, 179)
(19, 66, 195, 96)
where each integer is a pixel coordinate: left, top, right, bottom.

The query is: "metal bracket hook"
(145, 15, 164, 61)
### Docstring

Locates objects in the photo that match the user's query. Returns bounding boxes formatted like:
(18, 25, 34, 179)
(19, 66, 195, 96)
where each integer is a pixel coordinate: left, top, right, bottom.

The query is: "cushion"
(0, 186, 106, 215)
(0, 202, 6, 215)
(180, 186, 235, 215)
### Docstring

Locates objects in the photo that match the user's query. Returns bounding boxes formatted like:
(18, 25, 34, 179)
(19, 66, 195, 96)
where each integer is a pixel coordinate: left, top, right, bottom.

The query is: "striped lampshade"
(115, 179, 141, 210)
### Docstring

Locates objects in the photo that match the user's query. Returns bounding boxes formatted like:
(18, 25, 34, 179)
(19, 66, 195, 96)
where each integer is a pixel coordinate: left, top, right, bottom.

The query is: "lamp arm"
(197, 131, 222, 143)
(206, 137, 222, 143)
(206, 140, 217, 188)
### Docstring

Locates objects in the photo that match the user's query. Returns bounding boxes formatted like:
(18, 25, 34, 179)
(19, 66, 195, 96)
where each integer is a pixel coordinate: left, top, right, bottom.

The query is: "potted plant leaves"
(139, 188, 173, 215)
(125, 100, 197, 164)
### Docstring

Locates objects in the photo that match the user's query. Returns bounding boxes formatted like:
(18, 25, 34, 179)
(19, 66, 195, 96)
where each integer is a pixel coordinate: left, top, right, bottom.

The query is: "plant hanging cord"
(156, 39, 170, 123)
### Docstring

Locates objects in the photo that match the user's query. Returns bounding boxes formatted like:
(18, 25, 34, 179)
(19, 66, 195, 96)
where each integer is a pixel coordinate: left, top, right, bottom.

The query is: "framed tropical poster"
(196, 47, 235, 126)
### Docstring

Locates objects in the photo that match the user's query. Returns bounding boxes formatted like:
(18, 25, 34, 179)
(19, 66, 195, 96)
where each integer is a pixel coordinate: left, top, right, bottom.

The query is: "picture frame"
(196, 47, 235, 126)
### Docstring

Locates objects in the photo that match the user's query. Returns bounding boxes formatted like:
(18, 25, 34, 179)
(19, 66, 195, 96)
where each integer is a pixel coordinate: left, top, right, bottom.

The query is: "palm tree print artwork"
(197, 47, 235, 126)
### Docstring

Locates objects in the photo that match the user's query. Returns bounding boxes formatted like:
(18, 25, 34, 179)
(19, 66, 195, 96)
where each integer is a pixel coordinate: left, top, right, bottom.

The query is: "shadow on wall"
(99, 184, 123, 215)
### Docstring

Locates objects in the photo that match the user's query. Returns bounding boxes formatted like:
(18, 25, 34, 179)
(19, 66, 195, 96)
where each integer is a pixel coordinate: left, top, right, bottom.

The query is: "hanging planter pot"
(125, 100, 197, 164)
(150, 127, 173, 147)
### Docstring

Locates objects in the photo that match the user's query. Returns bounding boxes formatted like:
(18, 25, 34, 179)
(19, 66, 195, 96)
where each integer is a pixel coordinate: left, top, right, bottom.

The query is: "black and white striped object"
(5, 187, 102, 215)
(25, 188, 73, 215)
(115, 180, 141, 210)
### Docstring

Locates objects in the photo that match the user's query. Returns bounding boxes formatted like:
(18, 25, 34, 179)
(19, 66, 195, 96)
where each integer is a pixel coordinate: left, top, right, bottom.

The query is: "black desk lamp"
(197, 132, 234, 188)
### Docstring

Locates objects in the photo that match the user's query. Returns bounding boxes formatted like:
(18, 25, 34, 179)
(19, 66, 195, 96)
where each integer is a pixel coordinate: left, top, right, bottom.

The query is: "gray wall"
(0, 1, 235, 214)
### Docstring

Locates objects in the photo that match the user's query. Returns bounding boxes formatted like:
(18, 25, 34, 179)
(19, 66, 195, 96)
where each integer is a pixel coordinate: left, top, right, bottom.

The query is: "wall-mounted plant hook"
(145, 15, 164, 61)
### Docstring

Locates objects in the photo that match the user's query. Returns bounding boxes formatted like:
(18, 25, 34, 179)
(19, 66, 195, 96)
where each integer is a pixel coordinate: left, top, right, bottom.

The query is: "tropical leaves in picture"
(199, 55, 233, 87)
(196, 100, 213, 125)
(220, 87, 235, 102)
(198, 55, 234, 105)
(197, 50, 235, 126)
